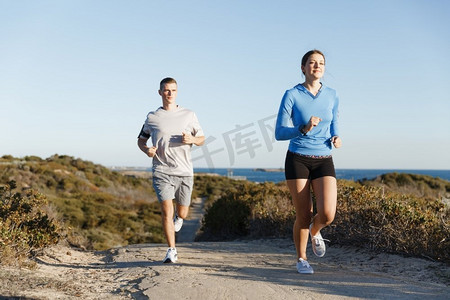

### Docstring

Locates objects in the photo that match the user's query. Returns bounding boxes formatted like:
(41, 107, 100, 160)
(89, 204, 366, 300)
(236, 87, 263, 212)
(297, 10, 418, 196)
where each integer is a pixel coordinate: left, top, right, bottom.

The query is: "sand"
(0, 239, 448, 300)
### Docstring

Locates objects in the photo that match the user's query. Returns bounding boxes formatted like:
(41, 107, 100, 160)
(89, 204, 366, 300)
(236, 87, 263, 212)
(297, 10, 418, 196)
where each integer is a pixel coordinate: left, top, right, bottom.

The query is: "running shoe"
(309, 223, 328, 257)
(174, 215, 183, 232)
(297, 258, 314, 274)
(163, 247, 178, 263)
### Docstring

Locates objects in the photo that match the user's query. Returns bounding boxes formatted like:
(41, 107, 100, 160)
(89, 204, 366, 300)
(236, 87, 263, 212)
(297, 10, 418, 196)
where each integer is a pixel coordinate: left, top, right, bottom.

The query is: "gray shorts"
(152, 171, 193, 206)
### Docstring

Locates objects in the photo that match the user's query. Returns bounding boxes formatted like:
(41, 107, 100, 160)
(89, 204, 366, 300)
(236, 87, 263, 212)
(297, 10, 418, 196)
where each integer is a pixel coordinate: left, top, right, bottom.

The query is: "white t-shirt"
(139, 106, 204, 176)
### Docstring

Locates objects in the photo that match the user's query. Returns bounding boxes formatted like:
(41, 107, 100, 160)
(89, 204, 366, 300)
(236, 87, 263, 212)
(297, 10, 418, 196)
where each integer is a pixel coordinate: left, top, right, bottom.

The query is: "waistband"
(288, 150, 332, 159)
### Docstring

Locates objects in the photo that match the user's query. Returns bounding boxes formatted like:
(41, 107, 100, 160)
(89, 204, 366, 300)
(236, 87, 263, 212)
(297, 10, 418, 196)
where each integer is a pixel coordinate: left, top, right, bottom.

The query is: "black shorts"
(285, 151, 336, 180)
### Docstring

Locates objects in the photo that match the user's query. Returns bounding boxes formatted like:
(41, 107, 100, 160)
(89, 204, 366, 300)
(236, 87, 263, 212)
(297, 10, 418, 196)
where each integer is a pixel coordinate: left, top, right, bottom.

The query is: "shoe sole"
(163, 259, 176, 263)
(312, 243, 325, 257)
(163, 257, 178, 263)
(311, 239, 326, 257)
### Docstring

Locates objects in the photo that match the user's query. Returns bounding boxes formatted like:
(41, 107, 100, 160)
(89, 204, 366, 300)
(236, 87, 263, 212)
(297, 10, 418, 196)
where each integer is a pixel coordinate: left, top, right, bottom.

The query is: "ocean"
(193, 168, 450, 183)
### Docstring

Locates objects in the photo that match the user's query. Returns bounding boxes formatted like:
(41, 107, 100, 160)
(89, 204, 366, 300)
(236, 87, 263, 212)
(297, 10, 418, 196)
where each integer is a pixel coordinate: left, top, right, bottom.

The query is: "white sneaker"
(297, 258, 314, 274)
(174, 215, 183, 232)
(309, 223, 328, 257)
(163, 247, 178, 263)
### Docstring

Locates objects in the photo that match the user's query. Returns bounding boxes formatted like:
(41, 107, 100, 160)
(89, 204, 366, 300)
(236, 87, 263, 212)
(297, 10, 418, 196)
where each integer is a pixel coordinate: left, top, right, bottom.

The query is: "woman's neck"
(302, 79, 322, 96)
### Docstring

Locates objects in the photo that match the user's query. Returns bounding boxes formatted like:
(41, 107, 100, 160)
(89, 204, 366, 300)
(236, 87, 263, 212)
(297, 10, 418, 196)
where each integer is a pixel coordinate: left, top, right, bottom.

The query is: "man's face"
(159, 83, 177, 104)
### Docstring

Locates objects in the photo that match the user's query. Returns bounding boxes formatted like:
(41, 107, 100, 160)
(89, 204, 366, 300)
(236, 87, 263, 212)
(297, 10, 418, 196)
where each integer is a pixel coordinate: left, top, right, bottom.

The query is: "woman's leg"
(310, 176, 337, 236)
(287, 179, 312, 260)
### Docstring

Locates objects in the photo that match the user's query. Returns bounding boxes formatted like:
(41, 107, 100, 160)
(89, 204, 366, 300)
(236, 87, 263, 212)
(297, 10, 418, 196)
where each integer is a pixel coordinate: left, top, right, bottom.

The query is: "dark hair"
(301, 50, 325, 74)
(160, 77, 177, 90)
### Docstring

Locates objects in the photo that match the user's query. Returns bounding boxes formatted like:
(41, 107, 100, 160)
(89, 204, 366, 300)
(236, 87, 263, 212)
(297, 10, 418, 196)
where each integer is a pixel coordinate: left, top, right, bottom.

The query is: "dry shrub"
(0, 181, 60, 266)
(324, 182, 450, 263)
(249, 183, 294, 238)
(198, 175, 449, 263)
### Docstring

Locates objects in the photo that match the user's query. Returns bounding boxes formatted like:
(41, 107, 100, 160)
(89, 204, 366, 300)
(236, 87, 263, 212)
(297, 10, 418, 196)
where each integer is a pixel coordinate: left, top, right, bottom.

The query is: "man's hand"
(182, 132, 205, 146)
(147, 146, 157, 157)
(138, 138, 158, 158)
(182, 132, 195, 144)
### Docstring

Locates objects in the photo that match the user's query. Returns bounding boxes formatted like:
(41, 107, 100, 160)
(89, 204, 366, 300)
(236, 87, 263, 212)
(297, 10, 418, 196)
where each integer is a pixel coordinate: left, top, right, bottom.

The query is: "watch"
(299, 126, 307, 136)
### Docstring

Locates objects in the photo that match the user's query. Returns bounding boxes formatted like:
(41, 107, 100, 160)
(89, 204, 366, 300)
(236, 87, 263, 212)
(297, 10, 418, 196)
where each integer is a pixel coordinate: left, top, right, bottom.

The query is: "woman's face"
(302, 53, 325, 80)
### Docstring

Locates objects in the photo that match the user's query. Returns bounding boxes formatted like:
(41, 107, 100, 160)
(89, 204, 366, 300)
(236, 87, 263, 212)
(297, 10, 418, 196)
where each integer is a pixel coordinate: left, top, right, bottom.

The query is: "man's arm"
(138, 137, 157, 157)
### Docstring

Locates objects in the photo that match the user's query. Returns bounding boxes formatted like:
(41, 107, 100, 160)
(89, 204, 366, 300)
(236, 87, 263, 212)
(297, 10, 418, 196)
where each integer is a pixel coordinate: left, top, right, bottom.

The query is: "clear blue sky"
(1, 0, 449, 170)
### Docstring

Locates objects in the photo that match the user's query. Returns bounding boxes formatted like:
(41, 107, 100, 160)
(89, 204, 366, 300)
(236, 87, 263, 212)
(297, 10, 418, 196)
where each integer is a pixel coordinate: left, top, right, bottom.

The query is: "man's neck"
(162, 103, 178, 111)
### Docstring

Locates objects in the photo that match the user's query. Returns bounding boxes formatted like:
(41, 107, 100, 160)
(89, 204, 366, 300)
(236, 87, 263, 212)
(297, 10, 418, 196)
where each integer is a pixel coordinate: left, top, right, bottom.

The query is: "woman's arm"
(275, 91, 303, 140)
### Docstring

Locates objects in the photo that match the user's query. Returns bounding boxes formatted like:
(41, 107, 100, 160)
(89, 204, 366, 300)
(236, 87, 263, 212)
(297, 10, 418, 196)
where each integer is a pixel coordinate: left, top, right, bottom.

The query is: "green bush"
(198, 180, 293, 240)
(201, 191, 251, 239)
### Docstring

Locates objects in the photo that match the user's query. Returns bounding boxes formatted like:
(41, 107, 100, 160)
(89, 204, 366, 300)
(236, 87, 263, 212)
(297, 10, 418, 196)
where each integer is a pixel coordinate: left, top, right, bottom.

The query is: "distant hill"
(0, 154, 163, 250)
(358, 172, 450, 200)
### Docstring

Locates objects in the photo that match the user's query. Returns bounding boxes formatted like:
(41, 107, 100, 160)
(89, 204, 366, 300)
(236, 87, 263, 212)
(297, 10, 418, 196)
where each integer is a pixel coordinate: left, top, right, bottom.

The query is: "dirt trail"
(0, 196, 448, 299)
(176, 197, 205, 243)
(1, 240, 448, 299)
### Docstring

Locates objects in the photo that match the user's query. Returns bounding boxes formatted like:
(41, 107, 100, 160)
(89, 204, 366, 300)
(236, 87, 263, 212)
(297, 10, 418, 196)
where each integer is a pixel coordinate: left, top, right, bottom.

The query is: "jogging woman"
(275, 49, 342, 274)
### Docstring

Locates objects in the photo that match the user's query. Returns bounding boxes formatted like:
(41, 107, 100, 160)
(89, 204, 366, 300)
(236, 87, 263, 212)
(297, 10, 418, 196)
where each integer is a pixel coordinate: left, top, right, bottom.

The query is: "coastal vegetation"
(0, 155, 162, 266)
(0, 180, 60, 267)
(196, 173, 450, 263)
(1, 154, 449, 266)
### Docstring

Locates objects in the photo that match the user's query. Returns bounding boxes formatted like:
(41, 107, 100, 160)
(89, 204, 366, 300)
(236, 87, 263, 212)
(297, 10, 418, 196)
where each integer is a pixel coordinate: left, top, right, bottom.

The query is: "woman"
(275, 50, 342, 274)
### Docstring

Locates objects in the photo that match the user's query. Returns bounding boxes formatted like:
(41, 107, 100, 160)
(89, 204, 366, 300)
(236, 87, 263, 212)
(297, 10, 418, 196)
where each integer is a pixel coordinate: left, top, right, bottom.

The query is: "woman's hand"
(331, 136, 342, 148)
(304, 116, 322, 133)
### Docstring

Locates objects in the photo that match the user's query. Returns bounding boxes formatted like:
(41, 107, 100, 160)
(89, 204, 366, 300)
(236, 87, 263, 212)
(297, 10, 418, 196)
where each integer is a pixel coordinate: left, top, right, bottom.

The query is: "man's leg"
(161, 199, 175, 248)
(176, 203, 189, 219)
(173, 176, 194, 231)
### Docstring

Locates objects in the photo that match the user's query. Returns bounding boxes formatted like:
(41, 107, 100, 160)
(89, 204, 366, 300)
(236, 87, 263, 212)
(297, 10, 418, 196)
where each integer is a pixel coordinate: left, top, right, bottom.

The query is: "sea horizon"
(192, 168, 450, 183)
(110, 166, 450, 183)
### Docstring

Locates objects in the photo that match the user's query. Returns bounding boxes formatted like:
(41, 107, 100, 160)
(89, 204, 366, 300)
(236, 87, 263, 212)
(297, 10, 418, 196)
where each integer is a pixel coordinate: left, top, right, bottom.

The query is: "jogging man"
(138, 77, 205, 263)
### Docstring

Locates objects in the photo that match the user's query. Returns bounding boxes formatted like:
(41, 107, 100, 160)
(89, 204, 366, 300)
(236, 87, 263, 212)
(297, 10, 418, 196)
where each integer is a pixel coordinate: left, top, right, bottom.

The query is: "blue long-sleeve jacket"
(275, 84, 340, 156)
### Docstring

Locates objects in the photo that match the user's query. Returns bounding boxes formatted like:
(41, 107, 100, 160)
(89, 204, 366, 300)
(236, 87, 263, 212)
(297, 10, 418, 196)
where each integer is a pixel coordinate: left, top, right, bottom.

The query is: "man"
(138, 77, 205, 263)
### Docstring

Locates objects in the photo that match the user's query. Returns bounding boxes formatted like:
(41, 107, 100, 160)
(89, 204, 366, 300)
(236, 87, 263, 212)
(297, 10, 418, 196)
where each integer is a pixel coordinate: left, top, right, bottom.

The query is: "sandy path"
(0, 239, 448, 300)
(176, 197, 205, 243)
